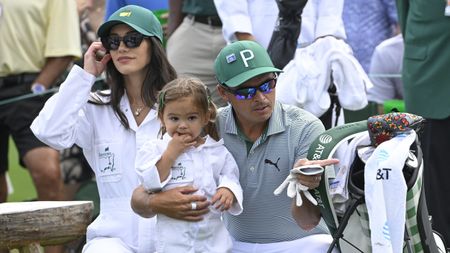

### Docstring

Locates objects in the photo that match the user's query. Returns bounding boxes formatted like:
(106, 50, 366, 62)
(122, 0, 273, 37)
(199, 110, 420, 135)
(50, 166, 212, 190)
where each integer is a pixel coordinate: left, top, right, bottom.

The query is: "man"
(396, 0, 450, 247)
(104, 0, 168, 20)
(342, 0, 398, 72)
(166, 0, 227, 107)
(367, 33, 404, 104)
(132, 41, 339, 252)
(214, 0, 346, 49)
(0, 0, 81, 252)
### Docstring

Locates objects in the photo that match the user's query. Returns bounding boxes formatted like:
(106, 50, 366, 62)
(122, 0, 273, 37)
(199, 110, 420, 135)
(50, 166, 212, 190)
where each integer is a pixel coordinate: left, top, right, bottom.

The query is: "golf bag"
(306, 112, 447, 253)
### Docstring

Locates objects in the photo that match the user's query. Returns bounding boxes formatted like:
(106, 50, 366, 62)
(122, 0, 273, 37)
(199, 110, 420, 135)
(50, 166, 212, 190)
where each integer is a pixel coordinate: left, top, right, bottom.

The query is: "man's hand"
(235, 32, 256, 41)
(131, 185, 210, 221)
(293, 158, 339, 189)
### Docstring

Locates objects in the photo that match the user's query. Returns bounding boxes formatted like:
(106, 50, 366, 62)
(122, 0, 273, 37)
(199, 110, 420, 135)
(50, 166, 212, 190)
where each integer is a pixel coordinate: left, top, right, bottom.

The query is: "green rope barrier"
(0, 77, 106, 106)
(368, 73, 402, 78)
(0, 87, 59, 106)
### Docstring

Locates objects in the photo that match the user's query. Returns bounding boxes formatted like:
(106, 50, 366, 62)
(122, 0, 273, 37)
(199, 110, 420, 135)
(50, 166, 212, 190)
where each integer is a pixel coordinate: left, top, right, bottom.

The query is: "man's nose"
(253, 89, 267, 101)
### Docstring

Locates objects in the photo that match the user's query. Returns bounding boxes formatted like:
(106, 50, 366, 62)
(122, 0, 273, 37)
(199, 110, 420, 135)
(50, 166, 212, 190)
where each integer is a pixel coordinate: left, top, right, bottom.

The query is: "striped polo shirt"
(217, 102, 329, 243)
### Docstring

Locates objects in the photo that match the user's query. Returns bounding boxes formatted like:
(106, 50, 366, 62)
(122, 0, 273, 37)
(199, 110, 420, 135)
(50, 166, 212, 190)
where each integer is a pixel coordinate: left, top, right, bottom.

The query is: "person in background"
(0, 1, 81, 252)
(104, 0, 168, 20)
(367, 33, 404, 106)
(214, 0, 346, 49)
(31, 5, 177, 253)
(396, 0, 450, 247)
(136, 77, 243, 252)
(166, 0, 227, 107)
(342, 0, 399, 72)
(131, 40, 340, 253)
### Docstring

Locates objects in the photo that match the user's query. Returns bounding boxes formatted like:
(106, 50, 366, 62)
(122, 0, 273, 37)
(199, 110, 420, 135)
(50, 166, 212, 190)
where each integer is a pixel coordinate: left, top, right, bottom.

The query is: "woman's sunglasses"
(223, 77, 277, 100)
(101, 32, 147, 51)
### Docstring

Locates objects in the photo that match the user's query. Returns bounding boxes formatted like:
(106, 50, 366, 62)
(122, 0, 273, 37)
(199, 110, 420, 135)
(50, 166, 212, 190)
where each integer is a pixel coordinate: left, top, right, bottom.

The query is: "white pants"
(231, 234, 338, 253)
(82, 237, 135, 253)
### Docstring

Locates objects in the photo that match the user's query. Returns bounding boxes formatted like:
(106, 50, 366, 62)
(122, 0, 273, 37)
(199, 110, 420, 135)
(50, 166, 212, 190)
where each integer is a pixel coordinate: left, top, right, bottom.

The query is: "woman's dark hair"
(105, 36, 177, 129)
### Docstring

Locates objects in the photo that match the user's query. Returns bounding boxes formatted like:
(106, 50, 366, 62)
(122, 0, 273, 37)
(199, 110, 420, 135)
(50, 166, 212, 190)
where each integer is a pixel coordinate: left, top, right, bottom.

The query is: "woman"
(31, 5, 176, 253)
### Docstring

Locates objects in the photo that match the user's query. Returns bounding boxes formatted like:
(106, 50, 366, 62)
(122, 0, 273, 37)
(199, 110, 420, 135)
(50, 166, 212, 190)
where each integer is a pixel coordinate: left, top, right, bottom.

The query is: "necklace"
(134, 106, 144, 116)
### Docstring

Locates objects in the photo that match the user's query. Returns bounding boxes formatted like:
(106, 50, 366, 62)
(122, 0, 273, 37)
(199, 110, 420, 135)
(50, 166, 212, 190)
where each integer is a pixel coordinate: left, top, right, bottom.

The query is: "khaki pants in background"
(167, 16, 227, 108)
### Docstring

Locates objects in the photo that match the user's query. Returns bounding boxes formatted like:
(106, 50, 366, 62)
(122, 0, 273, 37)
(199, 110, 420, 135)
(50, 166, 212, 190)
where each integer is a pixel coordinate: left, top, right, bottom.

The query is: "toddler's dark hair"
(157, 77, 219, 141)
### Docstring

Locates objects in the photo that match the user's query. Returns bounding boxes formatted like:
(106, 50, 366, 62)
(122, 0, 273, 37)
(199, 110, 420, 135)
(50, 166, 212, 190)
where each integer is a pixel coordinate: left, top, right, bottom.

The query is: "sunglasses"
(101, 32, 146, 51)
(224, 77, 277, 100)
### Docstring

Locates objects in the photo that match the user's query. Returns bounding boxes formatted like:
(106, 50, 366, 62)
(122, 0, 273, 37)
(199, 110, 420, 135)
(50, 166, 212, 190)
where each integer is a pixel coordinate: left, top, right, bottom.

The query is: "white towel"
(330, 132, 372, 214)
(364, 131, 416, 253)
(277, 36, 372, 119)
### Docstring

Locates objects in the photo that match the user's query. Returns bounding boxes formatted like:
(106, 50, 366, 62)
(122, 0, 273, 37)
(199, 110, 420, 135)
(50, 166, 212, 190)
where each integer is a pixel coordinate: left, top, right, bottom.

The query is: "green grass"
(7, 138, 37, 202)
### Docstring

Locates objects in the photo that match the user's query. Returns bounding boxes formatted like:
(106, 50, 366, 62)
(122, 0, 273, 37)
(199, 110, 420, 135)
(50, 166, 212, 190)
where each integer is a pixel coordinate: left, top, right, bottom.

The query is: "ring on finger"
(191, 202, 197, 210)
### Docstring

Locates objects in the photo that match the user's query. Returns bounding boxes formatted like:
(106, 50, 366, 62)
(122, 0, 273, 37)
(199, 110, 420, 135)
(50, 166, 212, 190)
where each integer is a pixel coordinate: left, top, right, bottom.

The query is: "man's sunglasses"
(223, 77, 277, 100)
(101, 32, 147, 51)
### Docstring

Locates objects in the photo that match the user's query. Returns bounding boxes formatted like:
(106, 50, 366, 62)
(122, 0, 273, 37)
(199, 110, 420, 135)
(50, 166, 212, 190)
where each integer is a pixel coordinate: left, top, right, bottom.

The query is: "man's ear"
(217, 84, 229, 101)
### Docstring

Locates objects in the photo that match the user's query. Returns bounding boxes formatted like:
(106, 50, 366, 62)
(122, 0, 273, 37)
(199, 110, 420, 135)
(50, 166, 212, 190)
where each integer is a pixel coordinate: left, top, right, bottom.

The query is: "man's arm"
(291, 158, 339, 230)
(131, 185, 210, 220)
(395, 0, 409, 35)
(234, 32, 256, 41)
(131, 186, 157, 218)
(214, 0, 253, 43)
(32, 56, 74, 90)
(292, 194, 321, 230)
(166, 0, 185, 38)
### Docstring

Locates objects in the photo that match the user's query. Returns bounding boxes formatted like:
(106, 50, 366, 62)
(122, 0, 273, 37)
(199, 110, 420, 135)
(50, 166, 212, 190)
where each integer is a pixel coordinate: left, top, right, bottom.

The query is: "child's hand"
(166, 132, 197, 158)
(211, 187, 235, 212)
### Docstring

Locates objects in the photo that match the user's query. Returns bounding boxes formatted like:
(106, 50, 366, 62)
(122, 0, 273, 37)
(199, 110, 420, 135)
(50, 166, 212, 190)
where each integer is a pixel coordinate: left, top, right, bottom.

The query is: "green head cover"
(97, 5, 163, 42)
(214, 40, 282, 87)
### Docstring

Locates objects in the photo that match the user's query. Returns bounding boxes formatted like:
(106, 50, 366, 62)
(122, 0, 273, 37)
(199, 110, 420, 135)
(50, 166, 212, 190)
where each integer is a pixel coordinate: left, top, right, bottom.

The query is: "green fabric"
(307, 120, 367, 228)
(236, 125, 268, 154)
(74, 180, 100, 219)
(97, 5, 163, 42)
(214, 41, 282, 87)
(405, 167, 424, 253)
(383, 99, 405, 113)
(306, 120, 426, 252)
(182, 0, 218, 16)
(396, 0, 450, 119)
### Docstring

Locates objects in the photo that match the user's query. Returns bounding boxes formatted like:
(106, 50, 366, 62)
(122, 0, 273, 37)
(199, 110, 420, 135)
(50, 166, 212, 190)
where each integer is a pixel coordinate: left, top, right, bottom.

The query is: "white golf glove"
(273, 165, 323, 206)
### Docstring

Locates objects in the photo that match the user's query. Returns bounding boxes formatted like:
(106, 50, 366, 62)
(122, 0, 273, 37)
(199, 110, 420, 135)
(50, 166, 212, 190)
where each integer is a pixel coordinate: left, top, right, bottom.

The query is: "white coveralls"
(31, 65, 159, 253)
(136, 134, 243, 253)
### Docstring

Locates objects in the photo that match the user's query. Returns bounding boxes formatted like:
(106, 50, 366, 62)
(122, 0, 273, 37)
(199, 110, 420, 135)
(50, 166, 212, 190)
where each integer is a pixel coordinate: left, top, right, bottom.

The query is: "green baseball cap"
(214, 40, 282, 88)
(97, 5, 163, 43)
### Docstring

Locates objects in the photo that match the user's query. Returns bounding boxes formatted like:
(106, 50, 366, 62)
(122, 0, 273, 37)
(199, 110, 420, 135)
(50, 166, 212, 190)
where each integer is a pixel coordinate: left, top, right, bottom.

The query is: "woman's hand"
(83, 42, 111, 76)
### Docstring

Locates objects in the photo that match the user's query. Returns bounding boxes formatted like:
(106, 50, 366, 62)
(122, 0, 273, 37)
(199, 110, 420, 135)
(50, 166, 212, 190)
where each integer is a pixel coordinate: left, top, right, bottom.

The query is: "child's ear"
(203, 111, 211, 125)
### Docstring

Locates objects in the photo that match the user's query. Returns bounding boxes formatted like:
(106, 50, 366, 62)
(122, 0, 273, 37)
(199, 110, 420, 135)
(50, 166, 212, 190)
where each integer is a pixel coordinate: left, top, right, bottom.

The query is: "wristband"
(31, 83, 46, 94)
